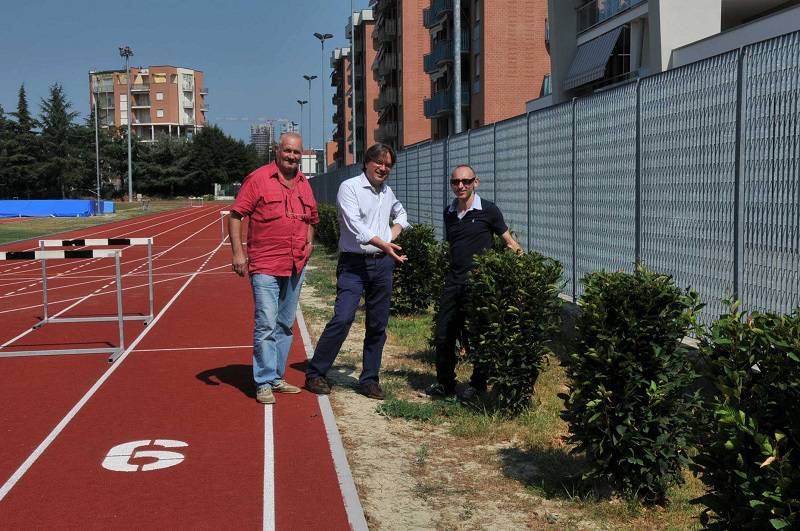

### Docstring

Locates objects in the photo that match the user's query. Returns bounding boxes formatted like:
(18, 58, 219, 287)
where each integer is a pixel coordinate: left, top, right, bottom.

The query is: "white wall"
(650, 0, 722, 72)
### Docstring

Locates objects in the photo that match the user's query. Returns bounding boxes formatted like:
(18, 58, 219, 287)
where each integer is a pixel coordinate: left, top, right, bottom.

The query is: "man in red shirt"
(229, 132, 319, 404)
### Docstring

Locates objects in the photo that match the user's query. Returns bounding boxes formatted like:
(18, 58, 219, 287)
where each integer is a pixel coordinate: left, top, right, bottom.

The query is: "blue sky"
(0, 0, 370, 148)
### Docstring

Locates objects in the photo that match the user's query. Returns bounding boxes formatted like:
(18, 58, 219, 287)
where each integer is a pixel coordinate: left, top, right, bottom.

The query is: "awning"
(563, 27, 623, 90)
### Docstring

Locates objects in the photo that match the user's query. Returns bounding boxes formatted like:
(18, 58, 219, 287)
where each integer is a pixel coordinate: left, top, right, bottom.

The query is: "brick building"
(89, 65, 207, 142)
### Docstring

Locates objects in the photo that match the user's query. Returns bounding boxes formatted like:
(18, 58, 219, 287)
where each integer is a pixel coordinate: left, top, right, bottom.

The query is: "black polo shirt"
(444, 195, 508, 284)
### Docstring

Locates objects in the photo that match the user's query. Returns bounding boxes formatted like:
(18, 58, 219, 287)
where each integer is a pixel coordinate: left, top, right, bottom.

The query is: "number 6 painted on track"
(102, 439, 188, 472)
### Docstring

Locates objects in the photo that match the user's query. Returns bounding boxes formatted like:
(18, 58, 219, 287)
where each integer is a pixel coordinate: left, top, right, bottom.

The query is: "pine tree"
(5, 84, 39, 198)
(39, 83, 82, 198)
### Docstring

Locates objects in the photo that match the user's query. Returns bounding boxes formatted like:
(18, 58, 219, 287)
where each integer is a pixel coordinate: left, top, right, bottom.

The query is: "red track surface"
(0, 206, 353, 529)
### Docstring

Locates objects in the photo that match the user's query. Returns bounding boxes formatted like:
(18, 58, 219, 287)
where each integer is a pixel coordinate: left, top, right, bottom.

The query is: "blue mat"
(0, 200, 99, 217)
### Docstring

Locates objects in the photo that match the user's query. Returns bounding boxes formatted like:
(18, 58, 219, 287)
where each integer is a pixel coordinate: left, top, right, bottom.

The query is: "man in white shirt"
(305, 143, 410, 400)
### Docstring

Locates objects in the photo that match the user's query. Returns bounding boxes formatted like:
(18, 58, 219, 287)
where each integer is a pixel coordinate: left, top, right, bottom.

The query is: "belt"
(342, 251, 385, 259)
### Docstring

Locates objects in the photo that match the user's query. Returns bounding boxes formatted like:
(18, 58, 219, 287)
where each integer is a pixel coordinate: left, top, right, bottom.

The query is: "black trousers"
(433, 282, 486, 391)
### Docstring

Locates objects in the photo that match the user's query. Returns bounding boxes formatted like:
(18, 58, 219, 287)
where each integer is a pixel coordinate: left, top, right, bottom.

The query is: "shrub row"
(315, 203, 339, 253)
(391, 225, 446, 314)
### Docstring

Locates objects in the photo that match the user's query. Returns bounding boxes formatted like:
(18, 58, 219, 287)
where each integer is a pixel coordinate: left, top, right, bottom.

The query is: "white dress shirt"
(337, 172, 410, 254)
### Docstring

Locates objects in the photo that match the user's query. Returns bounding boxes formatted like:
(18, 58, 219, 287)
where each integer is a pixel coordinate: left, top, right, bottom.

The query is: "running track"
(0, 205, 365, 529)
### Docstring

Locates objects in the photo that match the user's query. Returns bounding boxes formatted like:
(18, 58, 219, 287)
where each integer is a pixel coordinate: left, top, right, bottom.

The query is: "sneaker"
(273, 381, 301, 394)
(424, 382, 455, 398)
(256, 386, 275, 405)
(359, 382, 385, 400)
(304, 376, 331, 395)
(457, 385, 483, 400)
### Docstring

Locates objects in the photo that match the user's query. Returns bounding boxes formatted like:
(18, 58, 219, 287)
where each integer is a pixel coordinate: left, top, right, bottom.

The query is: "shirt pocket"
(256, 192, 284, 222)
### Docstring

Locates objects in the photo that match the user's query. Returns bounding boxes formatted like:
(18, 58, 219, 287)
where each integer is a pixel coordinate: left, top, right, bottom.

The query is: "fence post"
(571, 98, 577, 303)
(635, 78, 642, 266)
(734, 47, 745, 300)
(526, 112, 532, 252)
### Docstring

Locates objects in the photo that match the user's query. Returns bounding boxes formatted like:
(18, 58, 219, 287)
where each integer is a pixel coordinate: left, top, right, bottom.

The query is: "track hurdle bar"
(220, 210, 230, 243)
(37, 237, 155, 327)
(0, 249, 127, 361)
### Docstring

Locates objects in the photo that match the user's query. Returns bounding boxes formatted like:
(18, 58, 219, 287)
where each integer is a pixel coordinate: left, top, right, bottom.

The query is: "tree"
(136, 136, 191, 196)
(39, 83, 83, 198)
(183, 125, 260, 195)
(4, 84, 39, 198)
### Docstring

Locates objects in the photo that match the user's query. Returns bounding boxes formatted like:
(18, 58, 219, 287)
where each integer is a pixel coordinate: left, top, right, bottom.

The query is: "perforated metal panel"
(405, 146, 420, 223)
(641, 52, 738, 320)
(468, 126, 496, 202)
(431, 140, 447, 239)
(495, 115, 530, 249)
(529, 103, 574, 298)
(447, 133, 469, 175)
(574, 84, 637, 298)
(392, 150, 407, 209)
(417, 142, 434, 227)
(741, 32, 800, 314)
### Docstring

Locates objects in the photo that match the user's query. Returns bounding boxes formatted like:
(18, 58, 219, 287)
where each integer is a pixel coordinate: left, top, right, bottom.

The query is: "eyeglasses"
(368, 159, 393, 169)
(285, 196, 311, 222)
(450, 177, 476, 187)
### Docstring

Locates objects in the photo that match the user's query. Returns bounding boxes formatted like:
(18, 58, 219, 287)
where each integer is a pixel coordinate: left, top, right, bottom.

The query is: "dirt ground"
(299, 284, 596, 531)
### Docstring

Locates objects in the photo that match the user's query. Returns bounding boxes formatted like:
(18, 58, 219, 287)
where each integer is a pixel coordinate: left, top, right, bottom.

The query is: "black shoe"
(305, 376, 331, 395)
(425, 382, 455, 398)
(359, 382, 385, 400)
(457, 384, 485, 400)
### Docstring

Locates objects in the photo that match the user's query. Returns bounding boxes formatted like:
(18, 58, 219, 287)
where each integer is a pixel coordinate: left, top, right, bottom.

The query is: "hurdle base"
(0, 347, 122, 360)
(33, 315, 152, 329)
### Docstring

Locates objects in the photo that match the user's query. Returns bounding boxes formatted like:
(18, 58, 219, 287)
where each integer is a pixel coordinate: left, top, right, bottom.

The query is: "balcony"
(130, 83, 150, 92)
(423, 86, 470, 118)
(374, 19, 397, 42)
(200, 86, 208, 95)
(577, 0, 646, 33)
(184, 100, 194, 108)
(376, 53, 397, 76)
(423, 32, 470, 74)
(374, 87, 398, 112)
(92, 80, 115, 93)
(131, 101, 151, 109)
(423, 0, 452, 29)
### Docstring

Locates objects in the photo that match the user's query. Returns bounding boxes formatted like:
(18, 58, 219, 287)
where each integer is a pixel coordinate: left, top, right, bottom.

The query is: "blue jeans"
(250, 269, 306, 390)
(306, 253, 393, 385)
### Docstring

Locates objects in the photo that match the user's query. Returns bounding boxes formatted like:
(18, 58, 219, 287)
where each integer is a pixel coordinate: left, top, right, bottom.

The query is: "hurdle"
(0, 248, 127, 361)
(220, 210, 229, 243)
(188, 196, 204, 208)
(35, 238, 155, 328)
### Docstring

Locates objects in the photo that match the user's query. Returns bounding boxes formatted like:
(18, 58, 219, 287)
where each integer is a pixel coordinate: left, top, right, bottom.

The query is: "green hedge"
(315, 203, 339, 253)
(464, 249, 563, 415)
(560, 266, 702, 504)
(692, 301, 800, 529)
(391, 224, 445, 314)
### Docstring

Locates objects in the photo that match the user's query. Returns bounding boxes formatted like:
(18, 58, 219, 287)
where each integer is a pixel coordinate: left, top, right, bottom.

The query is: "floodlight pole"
(314, 32, 333, 173)
(91, 72, 101, 214)
(302, 74, 317, 146)
(297, 100, 307, 137)
(119, 45, 134, 202)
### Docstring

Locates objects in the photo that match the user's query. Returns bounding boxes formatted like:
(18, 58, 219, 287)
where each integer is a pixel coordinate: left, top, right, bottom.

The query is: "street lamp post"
(90, 72, 102, 214)
(313, 32, 333, 173)
(350, 1, 358, 165)
(119, 45, 134, 202)
(302, 74, 317, 146)
(297, 99, 307, 138)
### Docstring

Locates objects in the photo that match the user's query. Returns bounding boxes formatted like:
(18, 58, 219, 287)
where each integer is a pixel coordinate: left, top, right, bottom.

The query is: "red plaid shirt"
(231, 162, 319, 276)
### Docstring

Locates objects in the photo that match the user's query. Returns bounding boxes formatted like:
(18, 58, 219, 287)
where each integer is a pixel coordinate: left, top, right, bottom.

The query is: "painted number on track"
(102, 439, 188, 472)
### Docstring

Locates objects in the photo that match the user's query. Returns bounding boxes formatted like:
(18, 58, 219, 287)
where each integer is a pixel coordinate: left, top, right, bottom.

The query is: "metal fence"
(309, 31, 800, 320)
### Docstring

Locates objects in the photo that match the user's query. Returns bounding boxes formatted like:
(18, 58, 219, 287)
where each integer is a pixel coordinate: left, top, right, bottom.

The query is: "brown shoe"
(359, 382, 385, 400)
(305, 376, 331, 395)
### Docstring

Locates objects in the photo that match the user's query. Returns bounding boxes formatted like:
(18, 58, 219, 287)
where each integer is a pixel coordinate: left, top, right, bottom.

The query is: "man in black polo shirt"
(426, 164, 522, 399)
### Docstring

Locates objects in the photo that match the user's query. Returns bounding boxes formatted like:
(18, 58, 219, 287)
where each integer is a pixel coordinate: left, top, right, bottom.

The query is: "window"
(117, 74, 128, 85)
(474, 54, 481, 79)
(156, 92, 164, 101)
(170, 74, 178, 84)
(153, 73, 167, 84)
(156, 109, 165, 118)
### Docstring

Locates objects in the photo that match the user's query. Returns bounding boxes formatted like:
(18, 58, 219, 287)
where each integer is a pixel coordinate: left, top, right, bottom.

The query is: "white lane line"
(0, 240, 226, 503)
(295, 306, 369, 531)
(132, 345, 250, 353)
(263, 406, 275, 531)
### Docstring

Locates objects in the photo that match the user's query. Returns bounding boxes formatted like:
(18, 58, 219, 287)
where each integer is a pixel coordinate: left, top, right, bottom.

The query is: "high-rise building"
(371, 0, 431, 149)
(541, 0, 800, 109)
(330, 47, 353, 168)
(250, 123, 275, 157)
(349, 9, 379, 162)
(424, 0, 551, 139)
(89, 65, 207, 142)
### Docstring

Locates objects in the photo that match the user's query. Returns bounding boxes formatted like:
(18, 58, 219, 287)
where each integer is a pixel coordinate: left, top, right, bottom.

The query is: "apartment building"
(348, 9, 380, 162)
(424, 0, 550, 139)
(330, 47, 353, 168)
(371, 0, 431, 149)
(89, 65, 207, 142)
(250, 123, 275, 157)
(540, 0, 800, 109)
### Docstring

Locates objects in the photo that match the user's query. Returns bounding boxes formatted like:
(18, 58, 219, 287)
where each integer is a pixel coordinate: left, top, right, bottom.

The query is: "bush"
(315, 203, 339, 252)
(392, 224, 445, 314)
(691, 300, 800, 529)
(464, 249, 563, 415)
(560, 265, 702, 504)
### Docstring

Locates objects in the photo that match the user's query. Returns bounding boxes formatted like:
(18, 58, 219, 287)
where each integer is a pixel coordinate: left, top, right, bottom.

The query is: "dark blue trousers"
(306, 253, 394, 384)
